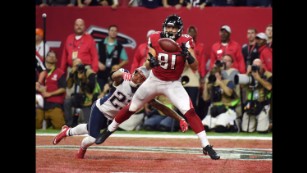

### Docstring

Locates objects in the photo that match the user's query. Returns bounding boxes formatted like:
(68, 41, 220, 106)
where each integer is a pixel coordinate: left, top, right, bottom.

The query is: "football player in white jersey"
(52, 66, 189, 159)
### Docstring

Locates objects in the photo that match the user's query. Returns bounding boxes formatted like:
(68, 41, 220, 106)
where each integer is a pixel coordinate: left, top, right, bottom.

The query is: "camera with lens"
(181, 75, 190, 85)
(234, 74, 256, 86)
(211, 86, 223, 102)
(251, 65, 260, 72)
(208, 74, 216, 83)
(71, 93, 85, 108)
(215, 60, 225, 68)
(76, 64, 86, 73)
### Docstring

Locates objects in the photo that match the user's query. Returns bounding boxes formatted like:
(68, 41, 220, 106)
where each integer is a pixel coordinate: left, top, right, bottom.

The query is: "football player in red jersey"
(96, 14, 220, 160)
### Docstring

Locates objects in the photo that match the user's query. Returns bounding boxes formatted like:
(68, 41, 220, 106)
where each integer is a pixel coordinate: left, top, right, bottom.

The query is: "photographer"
(239, 58, 272, 133)
(220, 55, 242, 130)
(201, 66, 239, 132)
(64, 58, 101, 127)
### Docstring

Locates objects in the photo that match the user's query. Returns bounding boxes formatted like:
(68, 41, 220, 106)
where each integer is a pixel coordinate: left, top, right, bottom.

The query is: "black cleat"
(95, 129, 113, 144)
(203, 145, 220, 160)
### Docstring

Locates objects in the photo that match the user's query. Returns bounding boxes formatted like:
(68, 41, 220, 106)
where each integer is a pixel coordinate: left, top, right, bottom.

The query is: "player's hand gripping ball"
(158, 38, 181, 52)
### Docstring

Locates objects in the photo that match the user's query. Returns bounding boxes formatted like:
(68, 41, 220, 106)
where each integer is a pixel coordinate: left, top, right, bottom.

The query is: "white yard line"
(37, 133, 272, 140)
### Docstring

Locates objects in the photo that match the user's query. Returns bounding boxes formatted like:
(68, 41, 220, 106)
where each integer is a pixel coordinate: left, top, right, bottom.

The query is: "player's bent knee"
(129, 104, 139, 112)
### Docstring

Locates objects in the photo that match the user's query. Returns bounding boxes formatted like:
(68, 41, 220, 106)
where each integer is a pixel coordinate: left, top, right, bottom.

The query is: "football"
(158, 38, 181, 52)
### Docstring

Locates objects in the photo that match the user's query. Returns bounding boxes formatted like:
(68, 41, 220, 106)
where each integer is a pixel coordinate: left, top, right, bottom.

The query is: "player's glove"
(179, 119, 188, 132)
(148, 52, 159, 68)
(180, 43, 195, 64)
(122, 72, 132, 81)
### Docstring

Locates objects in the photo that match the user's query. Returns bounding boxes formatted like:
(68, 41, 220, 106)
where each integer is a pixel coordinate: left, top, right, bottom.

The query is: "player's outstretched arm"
(110, 69, 131, 86)
(148, 99, 188, 132)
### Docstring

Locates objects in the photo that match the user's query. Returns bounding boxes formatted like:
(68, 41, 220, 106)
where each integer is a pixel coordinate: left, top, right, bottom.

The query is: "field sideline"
(37, 132, 272, 140)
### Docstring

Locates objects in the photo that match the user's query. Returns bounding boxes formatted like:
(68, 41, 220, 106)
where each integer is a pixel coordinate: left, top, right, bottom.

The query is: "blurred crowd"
(35, 0, 272, 9)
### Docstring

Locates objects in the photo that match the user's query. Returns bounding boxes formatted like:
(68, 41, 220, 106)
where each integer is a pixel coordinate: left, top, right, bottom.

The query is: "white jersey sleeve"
(95, 80, 135, 120)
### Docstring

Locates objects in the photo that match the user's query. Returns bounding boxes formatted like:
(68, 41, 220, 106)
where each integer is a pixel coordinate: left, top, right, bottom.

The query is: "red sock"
(184, 108, 204, 134)
(114, 104, 135, 124)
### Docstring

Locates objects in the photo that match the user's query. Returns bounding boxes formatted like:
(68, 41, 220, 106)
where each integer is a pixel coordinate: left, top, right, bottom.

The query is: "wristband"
(186, 54, 195, 64)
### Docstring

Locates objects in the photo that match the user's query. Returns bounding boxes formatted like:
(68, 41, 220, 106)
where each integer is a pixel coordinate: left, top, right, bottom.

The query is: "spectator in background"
(130, 29, 155, 73)
(241, 58, 272, 133)
(265, 24, 272, 49)
(96, 25, 128, 90)
(36, 28, 48, 86)
(143, 95, 180, 132)
(241, 28, 259, 120)
(77, 0, 100, 7)
(99, 0, 119, 8)
(241, 27, 259, 72)
(162, 0, 184, 9)
(36, 55, 47, 85)
(202, 66, 239, 132)
(181, 25, 206, 119)
(210, 25, 246, 74)
(264, 24, 272, 131)
(185, 0, 206, 10)
(40, 0, 76, 6)
(232, 0, 247, 6)
(141, 0, 162, 8)
(36, 50, 66, 129)
(128, 0, 141, 6)
(210, 0, 234, 6)
(246, 0, 271, 7)
(64, 58, 101, 127)
(220, 54, 242, 130)
(36, 0, 43, 5)
(60, 18, 99, 74)
(187, 26, 206, 81)
(36, 28, 50, 59)
(255, 33, 272, 72)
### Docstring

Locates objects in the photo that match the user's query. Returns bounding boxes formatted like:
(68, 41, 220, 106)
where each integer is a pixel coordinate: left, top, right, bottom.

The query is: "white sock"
(197, 131, 210, 148)
(69, 124, 88, 136)
(81, 136, 96, 150)
(108, 120, 119, 132)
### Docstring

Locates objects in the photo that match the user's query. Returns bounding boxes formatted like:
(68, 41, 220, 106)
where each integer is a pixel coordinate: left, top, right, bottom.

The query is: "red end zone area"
(36, 135, 272, 173)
